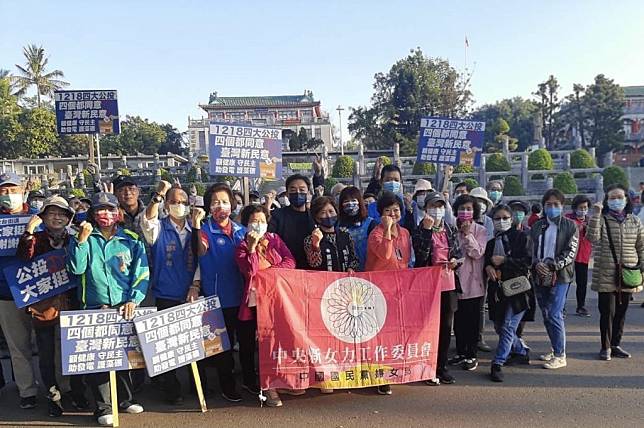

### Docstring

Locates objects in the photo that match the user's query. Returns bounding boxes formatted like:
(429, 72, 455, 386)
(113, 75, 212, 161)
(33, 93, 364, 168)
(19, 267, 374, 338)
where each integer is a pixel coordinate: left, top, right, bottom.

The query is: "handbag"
(500, 275, 531, 297)
(27, 293, 69, 326)
(604, 217, 642, 289)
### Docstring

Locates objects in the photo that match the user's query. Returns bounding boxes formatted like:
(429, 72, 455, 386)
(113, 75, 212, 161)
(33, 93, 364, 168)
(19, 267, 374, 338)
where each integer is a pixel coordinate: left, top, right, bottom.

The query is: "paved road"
(2, 295, 644, 427)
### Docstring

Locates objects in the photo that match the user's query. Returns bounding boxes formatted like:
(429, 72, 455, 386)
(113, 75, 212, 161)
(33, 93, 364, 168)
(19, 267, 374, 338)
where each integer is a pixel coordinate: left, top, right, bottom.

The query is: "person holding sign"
(235, 204, 296, 407)
(141, 180, 196, 405)
(412, 191, 462, 386)
(66, 192, 150, 426)
(0, 172, 40, 410)
(16, 196, 89, 416)
(191, 183, 247, 402)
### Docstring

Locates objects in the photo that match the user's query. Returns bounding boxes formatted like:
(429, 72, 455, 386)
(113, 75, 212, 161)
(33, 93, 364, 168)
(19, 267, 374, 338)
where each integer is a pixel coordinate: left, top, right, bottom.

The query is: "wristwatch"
(151, 192, 164, 204)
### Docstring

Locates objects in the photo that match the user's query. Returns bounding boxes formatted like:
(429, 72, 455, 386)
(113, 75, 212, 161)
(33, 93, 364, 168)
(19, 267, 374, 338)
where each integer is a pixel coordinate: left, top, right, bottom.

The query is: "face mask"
(168, 203, 189, 219)
(514, 211, 526, 223)
(343, 201, 360, 216)
(383, 181, 402, 194)
(457, 210, 474, 221)
(250, 200, 261, 206)
(494, 219, 513, 232)
(478, 202, 488, 215)
(416, 195, 426, 209)
(607, 199, 626, 212)
(249, 222, 268, 237)
(95, 211, 119, 227)
(545, 206, 562, 220)
(0, 194, 24, 211)
(75, 211, 88, 223)
(210, 203, 231, 222)
(489, 191, 502, 203)
(427, 207, 445, 222)
(318, 216, 337, 228)
(278, 196, 290, 207)
(288, 192, 308, 208)
(232, 206, 242, 217)
(30, 200, 44, 211)
(575, 209, 588, 219)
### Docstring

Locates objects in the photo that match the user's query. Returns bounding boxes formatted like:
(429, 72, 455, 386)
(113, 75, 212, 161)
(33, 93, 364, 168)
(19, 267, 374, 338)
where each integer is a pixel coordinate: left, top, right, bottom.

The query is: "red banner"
(255, 267, 450, 390)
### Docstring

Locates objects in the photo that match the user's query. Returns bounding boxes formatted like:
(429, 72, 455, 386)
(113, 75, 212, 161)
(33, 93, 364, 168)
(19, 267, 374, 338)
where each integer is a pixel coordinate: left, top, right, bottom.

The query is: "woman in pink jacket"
(235, 204, 296, 407)
(448, 195, 488, 371)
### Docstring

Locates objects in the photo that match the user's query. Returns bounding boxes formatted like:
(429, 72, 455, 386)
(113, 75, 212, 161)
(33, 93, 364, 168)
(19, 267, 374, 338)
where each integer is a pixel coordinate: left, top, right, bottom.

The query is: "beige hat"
(413, 179, 433, 195)
(469, 187, 494, 212)
(39, 195, 75, 217)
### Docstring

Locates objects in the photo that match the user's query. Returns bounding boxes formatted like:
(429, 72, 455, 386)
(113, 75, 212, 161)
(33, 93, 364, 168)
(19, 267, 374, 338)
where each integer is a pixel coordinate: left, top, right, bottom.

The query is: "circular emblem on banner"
(320, 277, 387, 344)
(216, 237, 226, 246)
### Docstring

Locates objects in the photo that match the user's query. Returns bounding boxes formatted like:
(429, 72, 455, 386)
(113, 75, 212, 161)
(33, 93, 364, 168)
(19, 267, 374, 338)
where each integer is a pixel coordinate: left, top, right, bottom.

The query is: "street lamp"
(337, 105, 345, 155)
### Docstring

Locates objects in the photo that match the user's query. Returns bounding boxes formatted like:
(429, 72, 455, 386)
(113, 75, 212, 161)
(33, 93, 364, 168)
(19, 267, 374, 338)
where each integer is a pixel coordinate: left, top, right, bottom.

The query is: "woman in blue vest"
(190, 183, 248, 402)
(337, 186, 376, 271)
(141, 181, 196, 405)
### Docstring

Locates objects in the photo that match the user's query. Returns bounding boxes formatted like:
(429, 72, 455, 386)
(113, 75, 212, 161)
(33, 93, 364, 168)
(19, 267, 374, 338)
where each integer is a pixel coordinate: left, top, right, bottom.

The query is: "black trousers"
(454, 297, 483, 359)
(88, 371, 134, 417)
(575, 262, 589, 309)
(598, 292, 630, 350)
(437, 290, 457, 372)
(155, 298, 186, 399)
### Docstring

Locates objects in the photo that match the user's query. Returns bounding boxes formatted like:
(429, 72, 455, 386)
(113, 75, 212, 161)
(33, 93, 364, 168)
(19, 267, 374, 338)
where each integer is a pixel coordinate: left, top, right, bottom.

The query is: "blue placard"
(0, 215, 30, 256)
(208, 122, 282, 179)
(54, 90, 120, 135)
(60, 307, 156, 375)
(134, 296, 230, 377)
(3, 249, 77, 308)
(416, 117, 485, 167)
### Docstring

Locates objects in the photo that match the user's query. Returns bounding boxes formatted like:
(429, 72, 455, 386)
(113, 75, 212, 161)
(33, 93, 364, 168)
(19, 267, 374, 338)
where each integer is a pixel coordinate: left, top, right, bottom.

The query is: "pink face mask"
(95, 211, 119, 227)
(457, 210, 474, 221)
(210, 205, 231, 222)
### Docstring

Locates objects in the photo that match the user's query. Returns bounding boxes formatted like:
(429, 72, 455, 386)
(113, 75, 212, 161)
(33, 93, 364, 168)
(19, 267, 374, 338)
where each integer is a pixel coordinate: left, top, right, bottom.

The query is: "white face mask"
(30, 200, 44, 211)
(427, 207, 445, 222)
(494, 219, 513, 232)
(416, 195, 426, 210)
(168, 203, 189, 219)
(249, 222, 268, 237)
(278, 196, 290, 207)
(0, 193, 24, 211)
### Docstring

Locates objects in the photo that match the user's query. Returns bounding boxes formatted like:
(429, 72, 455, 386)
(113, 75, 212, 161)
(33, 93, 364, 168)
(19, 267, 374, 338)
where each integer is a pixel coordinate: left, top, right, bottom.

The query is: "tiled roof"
(206, 92, 317, 107)
(624, 86, 644, 97)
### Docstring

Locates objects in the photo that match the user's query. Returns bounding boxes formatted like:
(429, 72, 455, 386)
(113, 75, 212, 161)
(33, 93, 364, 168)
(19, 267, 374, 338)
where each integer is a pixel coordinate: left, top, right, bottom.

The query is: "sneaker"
(490, 364, 504, 382)
(377, 385, 392, 395)
(539, 351, 554, 362)
(599, 348, 612, 361)
(20, 396, 37, 409)
(425, 378, 440, 386)
(462, 358, 478, 371)
(120, 402, 144, 414)
(264, 389, 282, 407)
(241, 383, 261, 395)
(48, 399, 63, 417)
(447, 354, 466, 366)
(221, 389, 243, 402)
(477, 340, 492, 352)
(438, 370, 455, 384)
(319, 388, 334, 394)
(611, 346, 632, 359)
(543, 356, 567, 369)
(505, 351, 530, 366)
(518, 337, 531, 351)
(276, 389, 306, 396)
(97, 414, 114, 426)
(576, 307, 590, 317)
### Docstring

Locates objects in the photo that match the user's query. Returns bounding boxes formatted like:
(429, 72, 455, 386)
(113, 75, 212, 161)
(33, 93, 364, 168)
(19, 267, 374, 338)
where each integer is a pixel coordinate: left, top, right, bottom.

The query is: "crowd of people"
(0, 167, 642, 426)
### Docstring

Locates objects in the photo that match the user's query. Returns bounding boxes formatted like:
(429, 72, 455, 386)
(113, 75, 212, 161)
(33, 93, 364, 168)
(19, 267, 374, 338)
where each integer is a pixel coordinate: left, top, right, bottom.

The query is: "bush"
(570, 149, 596, 169)
(116, 168, 131, 176)
(602, 166, 629, 190)
(332, 155, 355, 178)
(553, 172, 578, 194)
(379, 156, 392, 166)
(324, 177, 338, 194)
(462, 178, 479, 189)
(159, 168, 173, 183)
(454, 164, 474, 174)
(503, 176, 525, 196)
(485, 153, 511, 172)
(412, 161, 436, 176)
(82, 169, 93, 186)
(528, 148, 554, 171)
(68, 188, 86, 198)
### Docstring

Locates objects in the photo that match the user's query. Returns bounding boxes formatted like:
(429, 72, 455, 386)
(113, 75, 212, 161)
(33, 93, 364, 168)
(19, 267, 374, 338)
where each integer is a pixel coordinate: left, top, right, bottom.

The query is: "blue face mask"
(545, 206, 562, 220)
(318, 216, 337, 228)
(607, 198, 626, 213)
(288, 192, 308, 208)
(383, 181, 402, 194)
(343, 202, 360, 216)
(75, 211, 88, 223)
(489, 191, 502, 203)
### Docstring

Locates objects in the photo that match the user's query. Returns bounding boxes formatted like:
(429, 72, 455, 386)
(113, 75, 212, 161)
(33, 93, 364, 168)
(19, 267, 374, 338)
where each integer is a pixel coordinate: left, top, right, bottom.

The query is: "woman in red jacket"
(235, 204, 296, 407)
(566, 195, 593, 316)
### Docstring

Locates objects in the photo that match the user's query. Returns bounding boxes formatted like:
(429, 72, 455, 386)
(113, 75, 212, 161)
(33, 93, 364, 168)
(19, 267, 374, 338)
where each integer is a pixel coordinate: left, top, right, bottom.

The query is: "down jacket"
(586, 213, 644, 293)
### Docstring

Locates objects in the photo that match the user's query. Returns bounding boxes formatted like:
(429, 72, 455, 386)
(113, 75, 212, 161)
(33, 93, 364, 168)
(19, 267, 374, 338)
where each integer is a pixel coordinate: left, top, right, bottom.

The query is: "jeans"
(535, 282, 568, 357)
(598, 292, 629, 350)
(493, 305, 527, 365)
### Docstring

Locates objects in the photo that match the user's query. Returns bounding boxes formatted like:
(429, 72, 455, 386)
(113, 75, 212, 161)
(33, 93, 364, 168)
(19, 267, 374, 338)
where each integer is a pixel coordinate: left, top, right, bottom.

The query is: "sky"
(1, 0, 643, 139)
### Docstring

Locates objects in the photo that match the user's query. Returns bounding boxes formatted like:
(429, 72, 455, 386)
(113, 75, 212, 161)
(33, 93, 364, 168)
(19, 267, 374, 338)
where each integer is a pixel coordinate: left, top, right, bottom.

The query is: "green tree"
(602, 165, 628, 190)
(101, 116, 167, 155)
(503, 176, 525, 196)
(17, 107, 58, 157)
(453, 164, 474, 173)
(553, 172, 578, 194)
(12, 45, 69, 107)
(331, 155, 355, 178)
(0, 77, 23, 158)
(287, 127, 323, 151)
(158, 124, 187, 155)
(485, 153, 511, 172)
(471, 97, 538, 152)
(347, 106, 387, 149)
(583, 74, 625, 156)
(533, 75, 561, 149)
(528, 148, 554, 170)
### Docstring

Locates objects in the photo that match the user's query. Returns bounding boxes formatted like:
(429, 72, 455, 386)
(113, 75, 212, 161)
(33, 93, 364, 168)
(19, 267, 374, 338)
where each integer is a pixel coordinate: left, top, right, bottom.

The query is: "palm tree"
(13, 44, 69, 107)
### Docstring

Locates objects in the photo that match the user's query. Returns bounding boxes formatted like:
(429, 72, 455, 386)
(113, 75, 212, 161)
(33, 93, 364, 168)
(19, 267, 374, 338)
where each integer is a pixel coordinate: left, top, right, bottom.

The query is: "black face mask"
(288, 192, 307, 208)
(318, 216, 337, 228)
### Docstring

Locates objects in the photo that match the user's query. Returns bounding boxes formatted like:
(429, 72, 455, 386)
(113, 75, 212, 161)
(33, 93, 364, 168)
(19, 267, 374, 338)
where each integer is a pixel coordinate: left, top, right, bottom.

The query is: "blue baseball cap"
(91, 192, 119, 209)
(0, 172, 22, 187)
